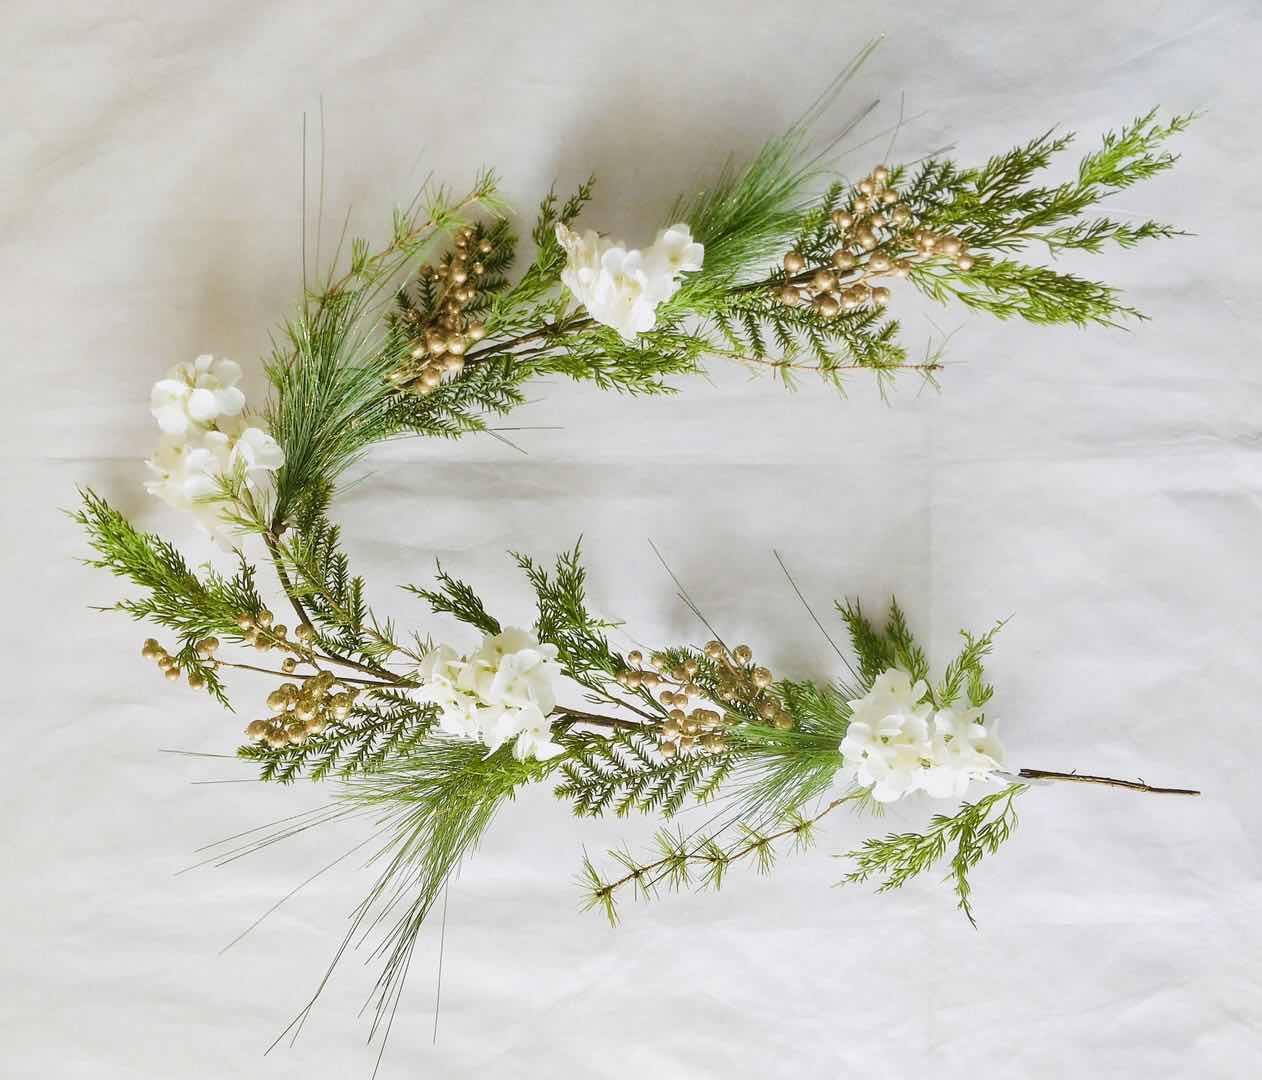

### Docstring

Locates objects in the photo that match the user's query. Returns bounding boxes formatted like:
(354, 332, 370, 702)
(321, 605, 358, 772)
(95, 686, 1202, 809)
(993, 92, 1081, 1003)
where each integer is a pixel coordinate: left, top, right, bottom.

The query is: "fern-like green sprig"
(843, 782, 1027, 926)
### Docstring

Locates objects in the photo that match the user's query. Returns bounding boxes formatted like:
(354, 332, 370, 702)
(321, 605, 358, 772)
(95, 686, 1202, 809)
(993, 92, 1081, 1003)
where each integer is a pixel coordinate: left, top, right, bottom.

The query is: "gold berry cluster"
(615, 641, 794, 759)
(389, 224, 495, 394)
(244, 669, 359, 749)
(235, 608, 326, 672)
(142, 612, 363, 749)
(141, 636, 213, 689)
(776, 164, 973, 315)
(699, 639, 795, 731)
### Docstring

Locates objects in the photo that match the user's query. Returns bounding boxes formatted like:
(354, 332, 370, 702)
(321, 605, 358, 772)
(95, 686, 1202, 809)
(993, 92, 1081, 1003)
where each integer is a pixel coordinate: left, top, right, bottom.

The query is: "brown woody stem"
(1017, 768, 1200, 796)
(553, 706, 650, 732)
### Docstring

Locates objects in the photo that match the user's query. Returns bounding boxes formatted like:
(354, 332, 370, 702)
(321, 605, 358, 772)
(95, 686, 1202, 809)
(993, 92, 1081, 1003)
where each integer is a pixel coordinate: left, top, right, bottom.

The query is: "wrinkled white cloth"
(3, 2, 1257, 1077)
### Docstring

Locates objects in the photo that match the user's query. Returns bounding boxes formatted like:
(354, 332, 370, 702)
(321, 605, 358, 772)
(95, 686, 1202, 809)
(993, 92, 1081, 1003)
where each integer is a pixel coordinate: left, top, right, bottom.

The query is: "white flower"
(416, 628, 565, 760)
(150, 354, 245, 435)
(144, 430, 228, 508)
(923, 706, 1005, 798)
(840, 669, 934, 802)
(510, 704, 565, 762)
(556, 222, 703, 340)
(230, 424, 286, 478)
(475, 628, 562, 714)
(143, 356, 283, 544)
(644, 224, 705, 278)
(839, 668, 1005, 802)
(143, 429, 238, 541)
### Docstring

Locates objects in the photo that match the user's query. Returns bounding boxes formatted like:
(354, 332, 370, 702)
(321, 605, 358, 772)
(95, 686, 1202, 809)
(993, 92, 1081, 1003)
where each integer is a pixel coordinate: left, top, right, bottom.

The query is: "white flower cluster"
(555, 222, 704, 340)
(416, 627, 565, 761)
(144, 355, 284, 541)
(838, 669, 1005, 802)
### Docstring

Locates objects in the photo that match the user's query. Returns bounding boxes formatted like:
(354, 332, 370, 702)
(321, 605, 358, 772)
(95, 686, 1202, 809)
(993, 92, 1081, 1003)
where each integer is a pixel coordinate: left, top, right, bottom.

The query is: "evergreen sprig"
(843, 782, 1026, 926)
(267, 177, 505, 529)
(75, 489, 264, 705)
(334, 740, 556, 1034)
(580, 802, 836, 926)
(406, 562, 503, 637)
(837, 597, 1003, 711)
(513, 543, 627, 696)
(555, 729, 735, 818)
(237, 689, 435, 783)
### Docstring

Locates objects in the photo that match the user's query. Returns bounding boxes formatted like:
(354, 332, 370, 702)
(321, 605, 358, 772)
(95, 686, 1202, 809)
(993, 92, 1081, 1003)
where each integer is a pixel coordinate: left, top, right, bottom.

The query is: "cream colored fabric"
(4, 2, 1258, 1075)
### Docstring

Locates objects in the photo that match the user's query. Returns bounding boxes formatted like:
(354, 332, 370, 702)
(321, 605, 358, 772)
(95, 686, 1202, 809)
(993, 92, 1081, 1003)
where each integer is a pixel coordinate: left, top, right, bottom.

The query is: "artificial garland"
(76, 70, 1198, 1055)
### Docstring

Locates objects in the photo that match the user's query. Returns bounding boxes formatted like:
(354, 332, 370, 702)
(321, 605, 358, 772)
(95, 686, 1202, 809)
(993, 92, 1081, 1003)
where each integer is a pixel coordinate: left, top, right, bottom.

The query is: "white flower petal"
(186, 387, 219, 423)
(216, 385, 246, 417)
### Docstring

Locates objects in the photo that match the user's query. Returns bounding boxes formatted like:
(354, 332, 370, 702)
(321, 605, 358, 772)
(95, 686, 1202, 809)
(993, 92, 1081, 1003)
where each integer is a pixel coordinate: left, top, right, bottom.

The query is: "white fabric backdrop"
(4, 2, 1259, 1076)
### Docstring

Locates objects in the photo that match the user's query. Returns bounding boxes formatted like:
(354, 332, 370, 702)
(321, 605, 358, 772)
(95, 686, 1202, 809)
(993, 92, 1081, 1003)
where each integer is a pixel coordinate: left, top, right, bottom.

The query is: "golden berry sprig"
(243, 668, 361, 749)
(775, 163, 972, 316)
(234, 610, 320, 669)
(701, 639, 794, 731)
(143, 614, 363, 750)
(615, 640, 794, 758)
(389, 225, 495, 394)
(141, 636, 211, 689)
